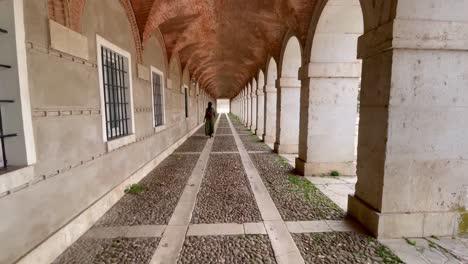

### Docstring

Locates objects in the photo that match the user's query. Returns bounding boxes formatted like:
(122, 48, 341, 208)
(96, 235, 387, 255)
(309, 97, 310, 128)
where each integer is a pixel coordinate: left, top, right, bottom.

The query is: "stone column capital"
(358, 18, 468, 59)
(276, 77, 301, 88)
(299, 62, 362, 80)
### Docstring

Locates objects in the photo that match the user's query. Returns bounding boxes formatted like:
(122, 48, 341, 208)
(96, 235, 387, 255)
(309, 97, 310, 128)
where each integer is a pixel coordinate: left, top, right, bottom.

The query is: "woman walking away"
(204, 102, 216, 137)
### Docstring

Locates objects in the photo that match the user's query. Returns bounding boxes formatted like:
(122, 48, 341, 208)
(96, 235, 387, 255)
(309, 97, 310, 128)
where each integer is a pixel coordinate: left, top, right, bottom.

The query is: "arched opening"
(263, 58, 278, 144)
(274, 36, 302, 154)
(297, 0, 363, 206)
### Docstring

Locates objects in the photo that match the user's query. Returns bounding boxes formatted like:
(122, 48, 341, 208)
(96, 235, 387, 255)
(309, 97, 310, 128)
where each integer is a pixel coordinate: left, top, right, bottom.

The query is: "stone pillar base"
(274, 143, 298, 154)
(348, 195, 459, 238)
(295, 158, 356, 176)
(255, 129, 264, 138)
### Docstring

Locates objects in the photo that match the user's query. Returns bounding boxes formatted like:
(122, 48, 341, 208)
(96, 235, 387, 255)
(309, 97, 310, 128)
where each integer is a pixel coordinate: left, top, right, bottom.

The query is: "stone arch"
(297, 0, 364, 177)
(143, 27, 169, 79)
(265, 57, 278, 87)
(48, 0, 143, 62)
(279, 35, 302, 78)
(274, 35, 302, 154)
(263, 57, 278, 144)
(168, 54, 182, 92)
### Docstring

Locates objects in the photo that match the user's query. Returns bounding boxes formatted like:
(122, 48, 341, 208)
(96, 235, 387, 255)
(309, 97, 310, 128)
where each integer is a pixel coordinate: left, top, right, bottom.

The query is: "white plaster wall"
(0, 0, 201, 262)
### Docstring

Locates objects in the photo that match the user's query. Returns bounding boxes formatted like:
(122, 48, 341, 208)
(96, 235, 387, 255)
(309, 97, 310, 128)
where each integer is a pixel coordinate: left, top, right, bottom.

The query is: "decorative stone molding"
(32, 108, 100, 118)
(137, 64, 150, 81)
(276, 77, 301, 88)
(299, 62, 361, 80)
(49, 19, 89, 60)
(27, 41, 96, 68)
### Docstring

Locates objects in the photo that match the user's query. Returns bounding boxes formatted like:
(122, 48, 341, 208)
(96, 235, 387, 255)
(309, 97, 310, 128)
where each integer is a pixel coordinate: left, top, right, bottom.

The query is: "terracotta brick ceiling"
(130, 0, 317, 98)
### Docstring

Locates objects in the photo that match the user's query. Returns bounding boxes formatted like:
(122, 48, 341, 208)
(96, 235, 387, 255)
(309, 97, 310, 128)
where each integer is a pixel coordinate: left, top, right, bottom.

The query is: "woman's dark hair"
(208, 102, 212, 108)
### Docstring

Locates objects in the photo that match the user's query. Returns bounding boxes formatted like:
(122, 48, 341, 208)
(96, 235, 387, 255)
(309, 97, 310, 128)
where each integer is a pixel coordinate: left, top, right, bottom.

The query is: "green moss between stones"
(459, 210, 468, 234)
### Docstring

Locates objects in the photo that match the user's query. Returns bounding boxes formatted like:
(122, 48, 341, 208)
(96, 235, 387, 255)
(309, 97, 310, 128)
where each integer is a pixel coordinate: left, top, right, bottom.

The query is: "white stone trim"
(0, 165, 34, 195)
(96, 34, 136, 143)
(16, 122, 204, 264)
(150, 66, 167, 128)
(106, 134, 136, 152)
(10, 0, 37, 165)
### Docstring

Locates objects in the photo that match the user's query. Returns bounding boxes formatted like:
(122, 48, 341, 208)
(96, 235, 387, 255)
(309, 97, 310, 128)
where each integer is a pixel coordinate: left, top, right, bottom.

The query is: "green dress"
(204, 108, 216, 136)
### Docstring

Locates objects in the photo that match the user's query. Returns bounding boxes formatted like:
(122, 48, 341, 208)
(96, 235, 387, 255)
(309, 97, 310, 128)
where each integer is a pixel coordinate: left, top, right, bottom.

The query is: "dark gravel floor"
(191, 154, 262, 224)
(174, 136, 209, 153)
(249, 153, 345, 221)
(194, 126, 205, 136)
(212, 136, 238, 152)
(239, 134, 271, 152)
(178, 235, 276, 264)
(293, 232, 403, 264)
(216, 128, 233, 134)
(53, 237, 159, 264)
(95, 154, 200, 226)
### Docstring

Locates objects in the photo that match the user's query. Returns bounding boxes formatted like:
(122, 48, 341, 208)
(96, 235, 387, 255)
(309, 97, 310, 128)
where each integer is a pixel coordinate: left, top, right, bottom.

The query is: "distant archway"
(275, 36, 302, 154)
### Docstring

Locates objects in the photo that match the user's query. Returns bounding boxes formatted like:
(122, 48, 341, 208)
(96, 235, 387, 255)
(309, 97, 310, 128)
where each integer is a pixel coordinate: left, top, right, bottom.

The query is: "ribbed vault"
(130, 0, 317, 98)
(51, 0, 318, 98)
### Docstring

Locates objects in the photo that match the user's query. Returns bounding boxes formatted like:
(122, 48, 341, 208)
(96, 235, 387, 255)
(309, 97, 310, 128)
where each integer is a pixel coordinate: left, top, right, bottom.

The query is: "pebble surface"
(239, 134, 271, 152)
(174, 136, 209, 152)
(249, 153, 345, 221)
(212, 136, 238, 152)
(216, 128, 233, 134)
(96, 154, 200, 226)
(191, 154, 263, 224)
(53, 237, 159, 264)
(293, 232, 403, 264)
(178, 235, 277, 264)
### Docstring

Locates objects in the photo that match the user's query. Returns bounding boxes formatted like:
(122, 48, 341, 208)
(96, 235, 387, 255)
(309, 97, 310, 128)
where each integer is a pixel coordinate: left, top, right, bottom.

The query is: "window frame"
(96, 35, 136, 150)
(150, 66, 166, 133)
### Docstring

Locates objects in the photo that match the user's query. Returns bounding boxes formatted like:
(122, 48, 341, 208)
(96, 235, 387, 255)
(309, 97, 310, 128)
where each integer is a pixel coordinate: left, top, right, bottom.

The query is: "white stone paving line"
(84, 225, 167, 239)
(172, 152, 202, 155)
(187, 223, 267, 236)
(149, 117, 219, 264)
(285, 220, 365, 234)
(227, 114, 305, 264)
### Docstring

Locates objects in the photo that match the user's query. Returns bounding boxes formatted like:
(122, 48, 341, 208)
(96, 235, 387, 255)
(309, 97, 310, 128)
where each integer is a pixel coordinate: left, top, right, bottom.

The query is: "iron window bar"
(101, 46, 130, 140)
(153, 73, 163, 127)
(0, 64, 11, 69)
(0, 28, 7, 34)
(0, 100, 17, 170)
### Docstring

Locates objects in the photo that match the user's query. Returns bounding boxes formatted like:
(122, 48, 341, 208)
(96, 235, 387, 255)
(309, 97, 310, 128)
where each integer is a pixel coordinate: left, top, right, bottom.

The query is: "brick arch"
(48, 0, 143, 62)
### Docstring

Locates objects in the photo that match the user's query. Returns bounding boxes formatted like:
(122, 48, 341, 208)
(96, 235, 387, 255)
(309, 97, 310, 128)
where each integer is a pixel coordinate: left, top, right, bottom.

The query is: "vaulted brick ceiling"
(130, 0, 316, 98)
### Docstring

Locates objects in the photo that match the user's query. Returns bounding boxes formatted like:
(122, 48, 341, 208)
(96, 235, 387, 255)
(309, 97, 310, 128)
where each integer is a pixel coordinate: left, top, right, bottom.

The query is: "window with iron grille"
(184, 87, 189, 118)
(101, 46, 131, 140)
(152, 71, 164, 127)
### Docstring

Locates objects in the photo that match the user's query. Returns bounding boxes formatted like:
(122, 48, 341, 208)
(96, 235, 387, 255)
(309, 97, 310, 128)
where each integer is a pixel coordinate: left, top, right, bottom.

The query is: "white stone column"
(256, 88, 265, 137)
(242, 87, 248, 122)
(274, 77, 300, 154)
(263, 84, 277, 144)
(246, 84, 252, 127)
(296, 62, 360, 176)
(348, 5, 468, 238)
(250, 80, 257, 131)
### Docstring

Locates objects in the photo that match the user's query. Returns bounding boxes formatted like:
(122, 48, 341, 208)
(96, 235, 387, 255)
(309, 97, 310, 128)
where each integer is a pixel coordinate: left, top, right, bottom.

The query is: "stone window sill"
(0, 165, 34, 196)
(154, 124, 167, 134)
(107, 134, 136, 152)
